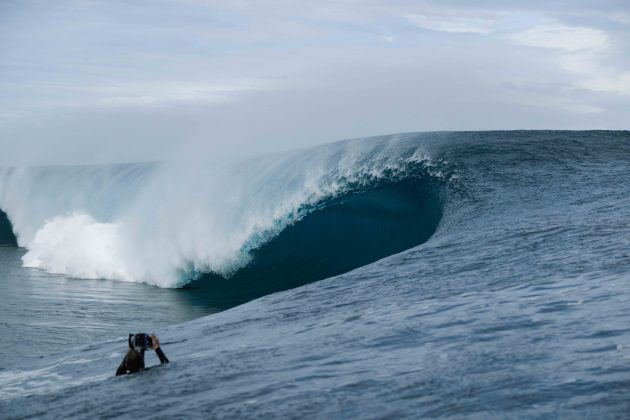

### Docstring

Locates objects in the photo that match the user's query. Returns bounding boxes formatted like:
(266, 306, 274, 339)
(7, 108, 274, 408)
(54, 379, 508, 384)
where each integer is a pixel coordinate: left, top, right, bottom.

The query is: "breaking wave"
(0, 134, 452, 290)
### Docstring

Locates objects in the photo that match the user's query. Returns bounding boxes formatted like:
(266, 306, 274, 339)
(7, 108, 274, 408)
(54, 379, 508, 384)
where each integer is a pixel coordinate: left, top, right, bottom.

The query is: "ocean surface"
(1, 130, 630, 418)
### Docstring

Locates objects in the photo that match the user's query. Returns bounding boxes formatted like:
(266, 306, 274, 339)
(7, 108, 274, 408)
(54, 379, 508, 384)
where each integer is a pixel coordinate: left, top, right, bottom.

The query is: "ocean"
(1, 131, 630, 418)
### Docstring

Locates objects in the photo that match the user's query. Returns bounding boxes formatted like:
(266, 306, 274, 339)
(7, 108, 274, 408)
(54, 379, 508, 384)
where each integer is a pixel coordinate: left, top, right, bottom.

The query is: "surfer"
(115, 333, 169, 376)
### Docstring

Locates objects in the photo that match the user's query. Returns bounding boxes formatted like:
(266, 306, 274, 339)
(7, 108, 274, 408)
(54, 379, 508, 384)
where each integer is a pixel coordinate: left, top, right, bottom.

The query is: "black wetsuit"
(115, 349, 145, 376)
(115, 339, 169, 376)
(155, 347, 169, 364)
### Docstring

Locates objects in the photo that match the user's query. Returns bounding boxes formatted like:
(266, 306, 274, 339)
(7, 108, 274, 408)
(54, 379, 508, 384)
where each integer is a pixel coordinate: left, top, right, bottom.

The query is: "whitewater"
(1, 131, 630, 418)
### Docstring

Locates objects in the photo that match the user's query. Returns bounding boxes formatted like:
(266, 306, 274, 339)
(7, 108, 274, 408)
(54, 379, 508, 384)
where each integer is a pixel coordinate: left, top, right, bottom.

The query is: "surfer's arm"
(151, 334, 170, 364)
(155, 347, 169, 364)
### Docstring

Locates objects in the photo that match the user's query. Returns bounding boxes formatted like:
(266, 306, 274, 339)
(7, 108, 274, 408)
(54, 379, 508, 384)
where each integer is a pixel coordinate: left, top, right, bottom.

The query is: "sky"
(1, 0, 629, 164)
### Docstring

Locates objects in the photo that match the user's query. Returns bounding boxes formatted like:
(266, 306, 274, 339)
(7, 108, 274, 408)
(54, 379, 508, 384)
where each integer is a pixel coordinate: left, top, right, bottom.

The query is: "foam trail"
(0, 134, 446, 287)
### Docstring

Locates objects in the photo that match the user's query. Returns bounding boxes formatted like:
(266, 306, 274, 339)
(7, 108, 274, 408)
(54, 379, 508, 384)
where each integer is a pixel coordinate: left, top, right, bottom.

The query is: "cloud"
(506, 89, 605, 114)
(1, 0, 629, 165)
(404, 12, 503, 34)
(507, 22, 630, 97)
(563, 53, 630, 96)
(95, 80, 276, 107)
(578, 74, 630, 96)
(508, 24, 608, 52)
(610, 12, 630, 25)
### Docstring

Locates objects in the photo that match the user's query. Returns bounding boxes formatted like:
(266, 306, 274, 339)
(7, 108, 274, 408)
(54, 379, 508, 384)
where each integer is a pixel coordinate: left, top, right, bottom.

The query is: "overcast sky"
(1, 0, 629, 164)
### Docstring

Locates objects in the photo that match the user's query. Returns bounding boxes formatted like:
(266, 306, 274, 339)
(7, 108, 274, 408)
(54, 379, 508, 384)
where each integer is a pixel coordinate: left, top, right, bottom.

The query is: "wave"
(0, 208, 16, 246)
(0, 134, 453, 290)
(186, 174, 443, 308)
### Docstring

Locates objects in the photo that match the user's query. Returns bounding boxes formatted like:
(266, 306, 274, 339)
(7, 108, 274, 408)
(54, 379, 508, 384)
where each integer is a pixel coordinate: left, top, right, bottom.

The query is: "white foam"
(22, 212, 135, 283)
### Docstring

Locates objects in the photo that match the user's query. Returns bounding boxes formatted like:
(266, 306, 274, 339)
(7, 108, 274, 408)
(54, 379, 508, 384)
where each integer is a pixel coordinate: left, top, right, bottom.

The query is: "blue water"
(1, 131, 630, 418)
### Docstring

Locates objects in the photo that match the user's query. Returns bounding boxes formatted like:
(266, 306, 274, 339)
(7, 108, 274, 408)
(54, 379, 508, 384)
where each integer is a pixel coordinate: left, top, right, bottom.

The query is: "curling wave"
(187, 172, 443, 308)
(0, 134, 452, 291)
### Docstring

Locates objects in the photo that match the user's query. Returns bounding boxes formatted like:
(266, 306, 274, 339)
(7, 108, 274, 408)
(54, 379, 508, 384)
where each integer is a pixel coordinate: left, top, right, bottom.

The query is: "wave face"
(190, 177, 442, 308)
(0, 135, 450, 293)
(0, 209, 16, 246)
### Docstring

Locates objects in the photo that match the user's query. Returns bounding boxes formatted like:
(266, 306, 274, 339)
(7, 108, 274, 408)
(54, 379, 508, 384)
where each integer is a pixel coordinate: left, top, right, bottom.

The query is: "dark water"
(191, 177, 442, 306)
(2, 131, 630, 418)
